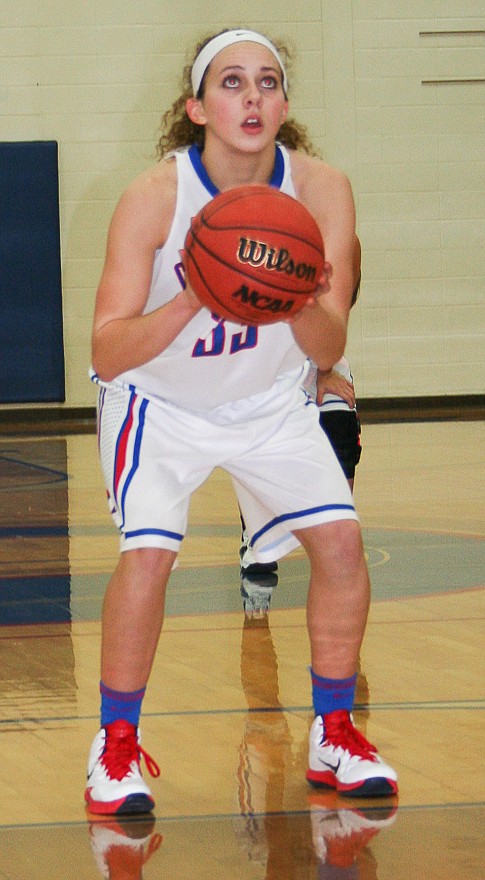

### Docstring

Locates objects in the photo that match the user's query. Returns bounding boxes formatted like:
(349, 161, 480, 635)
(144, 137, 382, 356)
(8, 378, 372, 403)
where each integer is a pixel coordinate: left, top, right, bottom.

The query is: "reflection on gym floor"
(0, 422, 484, 878)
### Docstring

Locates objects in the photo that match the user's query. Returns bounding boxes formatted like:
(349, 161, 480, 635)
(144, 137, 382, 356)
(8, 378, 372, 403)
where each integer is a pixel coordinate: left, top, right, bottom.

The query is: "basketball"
(184, 185, 325, 325)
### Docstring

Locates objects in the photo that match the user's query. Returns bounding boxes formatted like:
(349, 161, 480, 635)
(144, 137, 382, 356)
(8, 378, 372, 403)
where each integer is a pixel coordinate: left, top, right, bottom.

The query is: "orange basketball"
(184, 185, 325, 325)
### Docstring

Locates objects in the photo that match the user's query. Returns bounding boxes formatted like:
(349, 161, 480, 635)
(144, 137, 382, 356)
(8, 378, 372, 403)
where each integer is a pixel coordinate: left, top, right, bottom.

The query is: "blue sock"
(100, 682, 146, 727)
(311, 669, 357, 717)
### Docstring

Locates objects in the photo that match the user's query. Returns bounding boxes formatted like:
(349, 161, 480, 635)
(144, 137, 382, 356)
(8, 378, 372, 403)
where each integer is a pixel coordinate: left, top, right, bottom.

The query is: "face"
(186, 42, 289, 153)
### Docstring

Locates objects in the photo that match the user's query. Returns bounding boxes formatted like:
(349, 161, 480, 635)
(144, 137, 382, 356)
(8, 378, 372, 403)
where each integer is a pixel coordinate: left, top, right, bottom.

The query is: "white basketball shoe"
(307, 710, 398, 797)
(85, 719, 160, 815)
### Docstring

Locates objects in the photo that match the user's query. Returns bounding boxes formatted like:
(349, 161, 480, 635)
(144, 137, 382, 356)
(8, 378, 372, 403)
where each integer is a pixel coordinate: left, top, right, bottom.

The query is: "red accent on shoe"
(101, 720, 160, 781)
(85, 789, 149, 815)
(321, 710, 378, 760)
(306, 767, 337, 788)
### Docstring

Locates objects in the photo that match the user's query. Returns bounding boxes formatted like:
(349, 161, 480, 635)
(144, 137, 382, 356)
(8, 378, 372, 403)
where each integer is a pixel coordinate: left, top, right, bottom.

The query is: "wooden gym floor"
(0, 418, 483, 878)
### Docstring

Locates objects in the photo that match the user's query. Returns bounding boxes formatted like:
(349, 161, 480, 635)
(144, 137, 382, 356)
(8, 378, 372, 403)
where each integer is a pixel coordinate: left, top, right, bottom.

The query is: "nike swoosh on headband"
(191, 29, 288, 95)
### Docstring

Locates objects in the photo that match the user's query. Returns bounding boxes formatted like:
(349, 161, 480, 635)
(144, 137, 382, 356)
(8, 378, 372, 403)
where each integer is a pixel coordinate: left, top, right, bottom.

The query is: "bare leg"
(294, 520, 370, 679)
(301, 521, 399, 795)
(101, 547, 177, 692)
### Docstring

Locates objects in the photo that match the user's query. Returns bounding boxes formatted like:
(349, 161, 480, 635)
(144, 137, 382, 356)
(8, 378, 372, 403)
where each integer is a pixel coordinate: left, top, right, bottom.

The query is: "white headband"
(191, 29, 288, 95)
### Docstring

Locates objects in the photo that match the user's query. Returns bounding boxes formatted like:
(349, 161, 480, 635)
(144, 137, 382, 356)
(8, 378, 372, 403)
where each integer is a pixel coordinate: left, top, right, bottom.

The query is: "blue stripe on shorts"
(250, 503, 356, 547)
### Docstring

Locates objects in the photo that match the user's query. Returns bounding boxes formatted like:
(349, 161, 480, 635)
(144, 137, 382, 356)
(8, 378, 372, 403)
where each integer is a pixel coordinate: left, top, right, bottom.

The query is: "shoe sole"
(306, 770, 398, 798)
(240, 562, 278, 576)
(85, 790, 155, 815)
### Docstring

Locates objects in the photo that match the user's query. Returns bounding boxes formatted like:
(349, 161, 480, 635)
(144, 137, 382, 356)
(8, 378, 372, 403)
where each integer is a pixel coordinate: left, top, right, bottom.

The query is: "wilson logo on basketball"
(237, 238, 318, 283)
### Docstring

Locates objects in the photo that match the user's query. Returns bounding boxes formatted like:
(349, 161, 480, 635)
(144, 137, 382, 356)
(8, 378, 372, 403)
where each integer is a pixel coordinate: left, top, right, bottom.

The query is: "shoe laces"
(102, 721, 161, 781)
(322, 710, 378, 762)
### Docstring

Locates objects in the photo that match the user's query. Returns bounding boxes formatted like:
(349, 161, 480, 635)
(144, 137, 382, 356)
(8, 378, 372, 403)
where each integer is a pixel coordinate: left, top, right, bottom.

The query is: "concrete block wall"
(1, 0, 483, 406)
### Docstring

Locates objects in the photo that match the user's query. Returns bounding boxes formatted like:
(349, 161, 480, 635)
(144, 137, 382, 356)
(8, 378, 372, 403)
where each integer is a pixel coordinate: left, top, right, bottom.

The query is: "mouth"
(241, 116, 263, 133)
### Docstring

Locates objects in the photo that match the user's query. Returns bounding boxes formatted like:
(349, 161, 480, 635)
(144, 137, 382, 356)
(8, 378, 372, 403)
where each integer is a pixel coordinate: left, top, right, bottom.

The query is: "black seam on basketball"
(186, 251, 304, 322)
(198, 188, 324, 253)
(187, 246, 315, 298)
(197, 203, 323, 253)
(199, 219, 323, 254)
(187, 228, 320, 296)
(186, 254, 253, 320)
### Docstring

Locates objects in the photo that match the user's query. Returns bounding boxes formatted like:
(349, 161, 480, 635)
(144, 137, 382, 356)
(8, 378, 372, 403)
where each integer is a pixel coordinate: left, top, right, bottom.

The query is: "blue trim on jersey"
(188, 144, 285, 196)
(124, 527, 184, 542)
(119, 397, 148, 529)
(250, 503, 356, 547)
(188, 145, 218, 196)
(269, 145, 285, 188)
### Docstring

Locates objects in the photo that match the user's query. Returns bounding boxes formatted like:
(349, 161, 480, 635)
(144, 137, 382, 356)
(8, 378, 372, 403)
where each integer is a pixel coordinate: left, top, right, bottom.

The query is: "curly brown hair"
(155, 29, 319, 159)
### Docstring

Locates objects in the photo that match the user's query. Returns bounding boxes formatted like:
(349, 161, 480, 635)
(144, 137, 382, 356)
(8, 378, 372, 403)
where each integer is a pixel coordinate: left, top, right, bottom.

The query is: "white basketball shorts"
(96, 381, 358, 562)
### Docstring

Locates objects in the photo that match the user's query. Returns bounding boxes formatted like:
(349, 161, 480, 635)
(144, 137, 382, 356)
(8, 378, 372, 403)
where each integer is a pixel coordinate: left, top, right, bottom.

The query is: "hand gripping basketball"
(184, 185, 325, 325)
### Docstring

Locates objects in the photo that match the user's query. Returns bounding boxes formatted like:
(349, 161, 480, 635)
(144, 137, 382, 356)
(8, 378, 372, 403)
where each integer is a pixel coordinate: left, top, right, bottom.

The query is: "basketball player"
(240, 353, 362, 576)
(305, 257, 362, 492)
(86, 28, 398, 814)
(240, 254, 362, 577)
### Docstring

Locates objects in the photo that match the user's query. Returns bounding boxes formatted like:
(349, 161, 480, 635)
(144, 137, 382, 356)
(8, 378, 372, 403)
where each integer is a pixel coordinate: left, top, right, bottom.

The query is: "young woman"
(86, 28, 397, 814)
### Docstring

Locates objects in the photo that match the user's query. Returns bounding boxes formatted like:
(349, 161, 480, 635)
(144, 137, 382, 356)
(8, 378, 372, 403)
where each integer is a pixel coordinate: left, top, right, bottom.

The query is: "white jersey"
(91, 144, 310, 418)
(303, 356, 355, 413)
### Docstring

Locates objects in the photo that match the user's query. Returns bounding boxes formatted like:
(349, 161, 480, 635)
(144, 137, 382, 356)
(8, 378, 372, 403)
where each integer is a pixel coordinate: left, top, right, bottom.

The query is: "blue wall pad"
(0, 141, 65, 402)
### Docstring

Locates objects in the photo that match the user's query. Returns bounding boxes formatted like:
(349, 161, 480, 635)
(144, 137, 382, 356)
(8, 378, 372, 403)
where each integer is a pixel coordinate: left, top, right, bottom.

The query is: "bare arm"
(91, 162, 201, 382)
(289, 154, 356, 370)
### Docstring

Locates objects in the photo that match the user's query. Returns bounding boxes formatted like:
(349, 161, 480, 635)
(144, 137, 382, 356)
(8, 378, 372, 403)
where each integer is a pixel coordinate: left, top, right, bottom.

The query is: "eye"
(261, 75, 278, 89)
(223, 74, 240, 88)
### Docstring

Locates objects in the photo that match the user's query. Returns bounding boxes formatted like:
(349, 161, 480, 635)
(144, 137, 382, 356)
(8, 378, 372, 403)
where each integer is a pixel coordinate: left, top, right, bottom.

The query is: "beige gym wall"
(1, 0, 483, 407)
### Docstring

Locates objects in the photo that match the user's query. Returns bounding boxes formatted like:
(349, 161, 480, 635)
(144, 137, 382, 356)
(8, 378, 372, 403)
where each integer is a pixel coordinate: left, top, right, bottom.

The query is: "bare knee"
(116, 546, 177, 587)
(296, 520, 365, 578)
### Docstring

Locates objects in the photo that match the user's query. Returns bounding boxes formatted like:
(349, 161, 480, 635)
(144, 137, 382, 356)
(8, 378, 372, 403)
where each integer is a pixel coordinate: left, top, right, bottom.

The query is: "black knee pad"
(319, 410, 362, 480)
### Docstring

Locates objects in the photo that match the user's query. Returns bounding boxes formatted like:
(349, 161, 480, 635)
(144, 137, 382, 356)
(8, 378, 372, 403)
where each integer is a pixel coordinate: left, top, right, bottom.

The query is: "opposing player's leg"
(319, 408, 361, 492)
(239, 512, 278, 576)
(295, 520, 397, 797)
